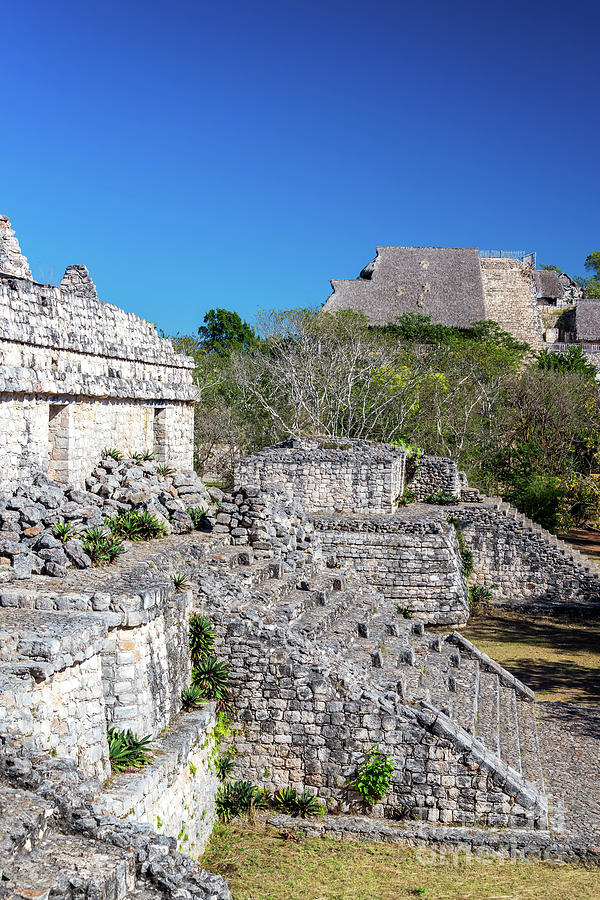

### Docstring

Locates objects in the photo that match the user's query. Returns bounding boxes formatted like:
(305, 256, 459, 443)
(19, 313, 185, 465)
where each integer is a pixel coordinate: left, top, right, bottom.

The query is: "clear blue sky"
(3, 0, 599, 334)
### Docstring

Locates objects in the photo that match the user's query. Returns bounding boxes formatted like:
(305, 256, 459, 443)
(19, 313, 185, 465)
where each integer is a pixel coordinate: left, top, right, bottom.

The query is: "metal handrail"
(479, 250, 536, 267)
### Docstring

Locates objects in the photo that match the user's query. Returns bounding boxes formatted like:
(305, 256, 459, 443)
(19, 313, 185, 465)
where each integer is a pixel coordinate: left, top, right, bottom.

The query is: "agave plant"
(107, 726, 153, 773)
(157, 463, 175, 477)
(274, 786, 325, 818)
(105, 510, 166, 542)
(103, 448, 124, 461)
(172, 571, 190, 593)
(82, 527, 125, 565)
(215, 752, 235, 781)
(189, 614, 216, 665)
(130, 449, 156, 463)
(192, 656, 229, 701)
(51, 519, 78, 543)
(216, 780, 269, 822)
(187, 507, 210, 530)
(181, 684, 207, 710)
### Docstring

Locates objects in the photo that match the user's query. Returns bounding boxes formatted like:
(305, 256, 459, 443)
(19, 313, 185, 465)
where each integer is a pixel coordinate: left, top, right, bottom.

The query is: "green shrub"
(107, 726, 152, 773)
(105, 510, 166, 542)
(274, 786, 325, 818)
(348, 746, 394, 806)
(51, 520, 78, 543)
(181, 684, 207, 710)
(395, 489, 416, 507)
(448, 520, 474, 580)
(157, 463, 176, 477)
(395, 605, 412, 619)
(189, 614, 216, 665)
(82, 527, 125, 565)
(424, 491, 459, 505)
(216, 780, 269, 821)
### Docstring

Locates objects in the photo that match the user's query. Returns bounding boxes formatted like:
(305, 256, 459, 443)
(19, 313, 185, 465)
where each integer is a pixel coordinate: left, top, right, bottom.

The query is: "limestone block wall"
(218, 616, 543, 829)
(412, 456, 461, 501)
(0, 217, 198, 491)
(480, 258, 544, 350)
(312, 515, 468, 624)
(0, 581, 193, 741)
(102, 706, 219, 856)
(102, 588, 192, 738)
(234, 438, 406, 514)
(0, 608, 110, 780)
(459, 504, 600, 613)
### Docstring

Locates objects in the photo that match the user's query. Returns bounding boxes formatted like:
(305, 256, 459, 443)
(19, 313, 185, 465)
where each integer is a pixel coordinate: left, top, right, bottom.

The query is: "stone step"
(2, 831, 136, 899)
(516, 700, 546, 801)
(498, 684, 522, 775)
(125, 882, 167, 899)
(475, 670, 500, 756)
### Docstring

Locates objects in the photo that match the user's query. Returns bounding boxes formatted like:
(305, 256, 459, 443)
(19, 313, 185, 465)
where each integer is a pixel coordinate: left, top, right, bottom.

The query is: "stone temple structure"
(323, 246, 600, 357)
(0, 218, 599, 897)
(0, 215, 197, 493)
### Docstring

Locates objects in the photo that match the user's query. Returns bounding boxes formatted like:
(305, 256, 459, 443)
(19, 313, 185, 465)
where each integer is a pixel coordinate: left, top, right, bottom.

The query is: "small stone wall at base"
(266, 813, 600, 865)
(101, 706, 219, 857)
(312, 515, 468, 624)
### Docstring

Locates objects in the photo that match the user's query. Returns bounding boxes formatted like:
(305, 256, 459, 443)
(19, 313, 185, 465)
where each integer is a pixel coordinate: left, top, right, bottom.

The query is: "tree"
(198, 308, 258, 355)
(541, 264, 562, 272)
(583, 252, 600, 299)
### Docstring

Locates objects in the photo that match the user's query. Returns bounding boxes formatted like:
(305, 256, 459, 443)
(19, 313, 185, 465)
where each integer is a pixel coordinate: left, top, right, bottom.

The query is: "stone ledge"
(266, 813, 600, 864)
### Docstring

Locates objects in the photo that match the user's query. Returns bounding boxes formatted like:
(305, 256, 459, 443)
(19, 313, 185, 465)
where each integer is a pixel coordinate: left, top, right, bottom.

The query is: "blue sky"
(3, 0, 599, 334)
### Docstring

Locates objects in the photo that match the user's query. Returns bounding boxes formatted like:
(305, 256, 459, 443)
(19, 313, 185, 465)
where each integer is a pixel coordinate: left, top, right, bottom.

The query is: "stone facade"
(0, 215, 198, 492)
(412, 456, 462, 501)
(102, 705, 219, 857)
(313, 514, 468, 624)
(479, 257, 544, 350)
(234, 437, 406, 514)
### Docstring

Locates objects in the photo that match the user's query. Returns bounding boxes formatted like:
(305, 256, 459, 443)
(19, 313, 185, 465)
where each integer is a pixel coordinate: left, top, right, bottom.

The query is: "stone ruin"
(0, 219, 600, 898)
(0, 215, 197, 495)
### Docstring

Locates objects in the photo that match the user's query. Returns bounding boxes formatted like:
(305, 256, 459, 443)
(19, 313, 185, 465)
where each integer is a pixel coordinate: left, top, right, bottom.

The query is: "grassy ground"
(460, 609, 600, 702)
(201, 821, 599, 899)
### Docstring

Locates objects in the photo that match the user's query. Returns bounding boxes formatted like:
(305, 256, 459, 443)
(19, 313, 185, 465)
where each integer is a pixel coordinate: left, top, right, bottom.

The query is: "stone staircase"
(204, 545, 548, 825)
(486, 497, 600, 574)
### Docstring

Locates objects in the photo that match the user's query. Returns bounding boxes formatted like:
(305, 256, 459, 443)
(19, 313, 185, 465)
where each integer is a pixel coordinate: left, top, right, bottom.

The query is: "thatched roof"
(533, 270, 563, 300)
(576, 300, 600, 341)
(323, 247, 486, 328)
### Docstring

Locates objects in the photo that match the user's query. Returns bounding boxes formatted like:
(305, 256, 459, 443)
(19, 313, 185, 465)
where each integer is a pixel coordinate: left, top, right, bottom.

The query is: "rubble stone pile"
(0, 455, 213, 580)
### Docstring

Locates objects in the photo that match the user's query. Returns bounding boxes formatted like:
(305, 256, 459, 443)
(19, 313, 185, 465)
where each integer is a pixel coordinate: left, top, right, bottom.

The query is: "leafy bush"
(348, 746, 394, 805)
(424, 491, 459, 506)
(274, 786, 325, 818)
(187, 506, 210, 530)
(105, 510, 167, 542)
(216, 780, 269, 821)
(107, 726, 152, 773)
(181, 684, 207, 710)
(103, 448, 124, 461)
(82, 527, 125, 565)
(395, 489, 416, 507)
(189, 614, 216, 665)
(51, 520, 78, 543)
(395, 605, 412, 619)
(215, 752, 235, 781)
(536, 346, 597, 377)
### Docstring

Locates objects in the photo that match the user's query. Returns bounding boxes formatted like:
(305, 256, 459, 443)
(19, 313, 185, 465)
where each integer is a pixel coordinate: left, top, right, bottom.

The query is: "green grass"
(460, 609, 600, 702)
(201, 822, 599, 899)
